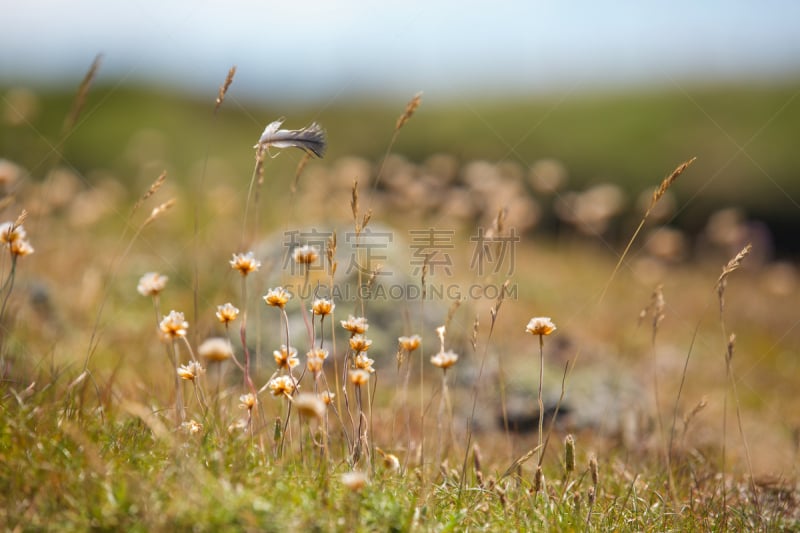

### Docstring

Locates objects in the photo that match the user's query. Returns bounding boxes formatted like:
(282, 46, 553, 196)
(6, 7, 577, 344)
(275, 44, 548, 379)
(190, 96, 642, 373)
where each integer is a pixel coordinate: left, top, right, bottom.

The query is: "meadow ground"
(1, 71, 799, 530)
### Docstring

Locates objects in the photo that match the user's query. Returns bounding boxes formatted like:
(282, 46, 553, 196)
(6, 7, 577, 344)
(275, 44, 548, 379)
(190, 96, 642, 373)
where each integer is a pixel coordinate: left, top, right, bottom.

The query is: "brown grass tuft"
(650, 157, 696, 210)
(215, 66, 236, 112)
(396, 92, 422, 131)
(63, 54, 102, 135)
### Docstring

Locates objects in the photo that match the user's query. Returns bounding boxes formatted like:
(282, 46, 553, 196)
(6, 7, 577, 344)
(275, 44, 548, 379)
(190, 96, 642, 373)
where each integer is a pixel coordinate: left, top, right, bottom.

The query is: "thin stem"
(537, 334, 545, 465)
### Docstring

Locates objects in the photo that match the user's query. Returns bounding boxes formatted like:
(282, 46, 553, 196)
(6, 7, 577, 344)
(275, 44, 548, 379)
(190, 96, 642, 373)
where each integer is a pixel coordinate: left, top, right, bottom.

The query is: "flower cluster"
(177, 360, 205, 381)
(264, 286, 291, 308)
(273, 345, 299, 370)
(215, 302, 239, 324)
(137, 272, 168, 297)
(160, 310, 189, 339)
(341, 315, 368, 335)
(0, 221, 34, 258)
(230, 251, 261, 276)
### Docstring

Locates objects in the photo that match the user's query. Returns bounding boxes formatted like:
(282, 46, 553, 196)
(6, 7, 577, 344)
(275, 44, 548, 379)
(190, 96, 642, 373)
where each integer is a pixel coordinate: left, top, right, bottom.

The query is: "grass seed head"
(565, 434, 576, 474)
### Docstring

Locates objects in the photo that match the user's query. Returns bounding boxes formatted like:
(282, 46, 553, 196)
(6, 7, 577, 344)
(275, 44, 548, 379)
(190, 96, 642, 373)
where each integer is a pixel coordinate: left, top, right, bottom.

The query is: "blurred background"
(3, 1, 800, 256)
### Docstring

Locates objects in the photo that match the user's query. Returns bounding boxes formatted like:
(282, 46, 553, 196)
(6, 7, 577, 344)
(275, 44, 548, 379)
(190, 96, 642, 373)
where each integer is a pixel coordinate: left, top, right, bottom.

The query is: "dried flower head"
(306, 348, 329, 373)
(268, 375, 296, 397)
(230, 251, 261, 276)
(349, 369, 370, 386)
(306, 356, 323, 374)
(227, 418, 248, 433)
(160, 310, 189, 339)
(291, 392, 326, 420)
(376, 448, 401, 472)
(239, 393, 257, 410)
(341, 315, 368, 334)
(311, 297, 335, 316)
(215, 302, 239, 324)
(9, 238, 34, 257)
(354, 352, 375, 373)
(198, 337, 233, 362)
(341, 470, 368, 492)
(264, 286, 291, 308)
(319, 391, 335, 405)
(137, 272, 168, 297)
(181, 420, 203, 435)
(0, 221, 26, 244)
(308, 348, 329, 360)
(349, 334, 372, 352)
(430, 350, 459, 370)
(273, 345, 299, 370)
(525, 317, 557, 336)
(398, 334, 421, 353)
(292, 244, 319, 265)
(177, 361, 205, 381)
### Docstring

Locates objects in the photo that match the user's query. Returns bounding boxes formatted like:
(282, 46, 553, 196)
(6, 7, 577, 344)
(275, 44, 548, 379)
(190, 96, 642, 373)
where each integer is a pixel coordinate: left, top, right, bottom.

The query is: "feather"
(255, 120, 327, 158)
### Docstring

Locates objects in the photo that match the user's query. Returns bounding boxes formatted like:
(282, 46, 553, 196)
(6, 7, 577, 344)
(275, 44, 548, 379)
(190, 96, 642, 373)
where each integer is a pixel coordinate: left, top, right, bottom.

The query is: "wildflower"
(349, 369, 370, 386)
(341, 471, 368, 492)
(160, 310, 188, 339)
(319, 391, 335, 405)
(198, 337, 233, 362)
(293, 244, 319, 266)
(0, 221, 25, 244)
(306, 356, 323, 374)
(137, 272, 168, 297)
(177, 361, 205, 381)
(308, 348, 329, 360)
(311, 297, 335, 316)
(9, 239, 34, 257)
(354, 352, 375, 373)
(239, 392, 257, 410)
(398, 334, 421, 352)
(230, 251, 261, 276)
(268, 375, 296, 397)
(430, 350, 459, 370)
(181, 420, 203, 435)
(273, 345, 299, 370)
(306, 348, 328, 374)
(228, 418, 248, 433)
(525, 317, 557, 336)
(215, 302, 239, 324)
(264, 286, 291, 308)
(349, 334, 372, 352)
(341, 315, 368, 335)
(291, 392, 326, 420)
(377, 448, 400, 472)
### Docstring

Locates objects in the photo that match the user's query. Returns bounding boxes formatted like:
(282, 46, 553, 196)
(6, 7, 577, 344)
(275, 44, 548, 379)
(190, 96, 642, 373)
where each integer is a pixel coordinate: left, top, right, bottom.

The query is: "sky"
(2, 1, 800, 102)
